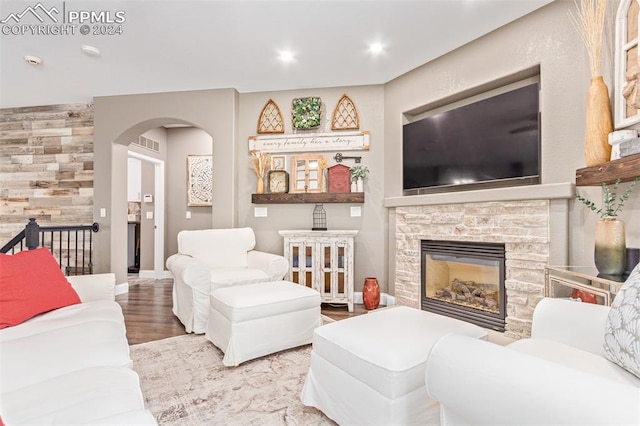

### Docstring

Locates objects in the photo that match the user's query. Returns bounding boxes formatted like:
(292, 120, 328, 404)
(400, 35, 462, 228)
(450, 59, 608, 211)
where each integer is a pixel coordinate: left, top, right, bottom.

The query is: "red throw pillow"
(0, 247, 81, 329)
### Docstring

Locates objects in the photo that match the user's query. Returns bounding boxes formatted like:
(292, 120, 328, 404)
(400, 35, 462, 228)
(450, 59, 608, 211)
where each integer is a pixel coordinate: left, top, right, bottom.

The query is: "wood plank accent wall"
(0, 104, 94, 245)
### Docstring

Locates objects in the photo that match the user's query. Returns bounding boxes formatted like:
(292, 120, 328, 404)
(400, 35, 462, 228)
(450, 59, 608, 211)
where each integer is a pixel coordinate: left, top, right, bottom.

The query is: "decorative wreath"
(292, 97, 322, 129)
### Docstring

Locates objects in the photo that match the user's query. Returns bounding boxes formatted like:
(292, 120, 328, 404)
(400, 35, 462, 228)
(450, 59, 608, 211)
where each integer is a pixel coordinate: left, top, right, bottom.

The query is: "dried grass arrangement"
(250, 150, 270, 193)
(569, 0, 613, 166)
(568, 0, 608, 78)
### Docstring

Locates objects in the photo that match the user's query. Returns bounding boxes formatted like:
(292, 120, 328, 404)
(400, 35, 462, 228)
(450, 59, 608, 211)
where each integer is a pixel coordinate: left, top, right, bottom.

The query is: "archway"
(93, 89, 239, 287)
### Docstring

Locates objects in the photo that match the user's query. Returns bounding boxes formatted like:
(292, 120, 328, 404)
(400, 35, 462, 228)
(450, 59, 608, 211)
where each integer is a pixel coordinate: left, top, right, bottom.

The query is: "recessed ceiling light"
(24, 55, 42, 65)
(278, 50, 295, 63)
(81, 45, 101, 57)
(368, 42, 385, 55)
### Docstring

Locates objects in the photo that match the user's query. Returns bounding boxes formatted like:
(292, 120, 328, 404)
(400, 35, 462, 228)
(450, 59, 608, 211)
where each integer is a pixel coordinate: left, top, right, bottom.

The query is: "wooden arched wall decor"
(615, 0, 640, 127)
(331, 94, 360, 130)
(257, 99, 285, 134)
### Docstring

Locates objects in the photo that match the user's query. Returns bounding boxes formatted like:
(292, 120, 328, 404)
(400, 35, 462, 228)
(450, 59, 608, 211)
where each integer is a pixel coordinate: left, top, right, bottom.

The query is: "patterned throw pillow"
(603, 262, 640, 378)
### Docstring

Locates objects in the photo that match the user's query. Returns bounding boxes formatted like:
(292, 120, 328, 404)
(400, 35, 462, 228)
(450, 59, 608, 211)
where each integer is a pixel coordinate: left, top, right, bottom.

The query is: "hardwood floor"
(117, 277, 367, 345)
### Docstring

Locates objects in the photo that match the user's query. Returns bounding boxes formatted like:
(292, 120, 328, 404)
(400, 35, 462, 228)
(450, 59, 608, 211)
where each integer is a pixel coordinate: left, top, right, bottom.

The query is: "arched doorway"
(93, 89, 239, 287)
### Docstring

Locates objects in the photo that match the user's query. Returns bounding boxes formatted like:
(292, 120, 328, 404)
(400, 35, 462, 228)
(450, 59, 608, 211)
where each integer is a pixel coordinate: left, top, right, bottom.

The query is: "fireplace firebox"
(421, 240, 506, 331)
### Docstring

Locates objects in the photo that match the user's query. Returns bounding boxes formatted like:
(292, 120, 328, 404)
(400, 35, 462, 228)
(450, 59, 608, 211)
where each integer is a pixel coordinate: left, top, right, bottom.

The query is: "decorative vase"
(351, 181, 357, 192)
(356, 177, 364, 192)
(585, 76, 613, 167)
(363, 277, 380, 310)
(256, 176, 264, 194)
(594, 217, 626, 275)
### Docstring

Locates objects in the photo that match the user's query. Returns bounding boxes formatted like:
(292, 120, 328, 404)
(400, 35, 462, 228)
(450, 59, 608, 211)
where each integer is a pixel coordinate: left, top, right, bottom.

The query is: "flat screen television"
(402, 82, 540, 194)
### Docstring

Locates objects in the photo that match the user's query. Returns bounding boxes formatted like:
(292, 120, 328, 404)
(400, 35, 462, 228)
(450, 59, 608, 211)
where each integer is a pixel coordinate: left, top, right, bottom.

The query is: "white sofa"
(166, 227, 288, 334)
(0, 273, 156, 425)
(425, 296, 640, 425)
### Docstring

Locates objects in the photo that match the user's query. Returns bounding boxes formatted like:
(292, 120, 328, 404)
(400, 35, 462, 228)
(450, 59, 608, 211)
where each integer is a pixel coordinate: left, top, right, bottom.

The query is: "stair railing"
(1, 218, 100, 275)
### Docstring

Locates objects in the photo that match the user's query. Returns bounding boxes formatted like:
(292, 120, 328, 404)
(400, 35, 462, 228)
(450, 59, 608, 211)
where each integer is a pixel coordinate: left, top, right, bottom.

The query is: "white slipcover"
(425, 298, 640, 425)
(166, 227, 288, 334)
(206, 281, 322, 366)
(300, 306, 488, 425)
(0, 273, 156, 425)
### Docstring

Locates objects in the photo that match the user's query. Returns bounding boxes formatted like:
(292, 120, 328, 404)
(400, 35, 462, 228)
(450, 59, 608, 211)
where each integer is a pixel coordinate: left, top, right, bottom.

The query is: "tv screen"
(402, 82, 540, 194)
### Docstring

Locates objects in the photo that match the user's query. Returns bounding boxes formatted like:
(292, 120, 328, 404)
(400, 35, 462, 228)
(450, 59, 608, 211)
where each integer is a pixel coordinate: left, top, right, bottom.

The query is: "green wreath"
(292, 97, 322, 129)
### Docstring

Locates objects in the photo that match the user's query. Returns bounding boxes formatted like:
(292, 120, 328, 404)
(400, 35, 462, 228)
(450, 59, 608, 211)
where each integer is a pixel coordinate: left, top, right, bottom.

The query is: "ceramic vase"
(356, 177, 364, 192)
(351, 181, 357, 192)
(594, 217, 626, 275)
(585, 76, 613, 167)
(363, 277, 380, 310)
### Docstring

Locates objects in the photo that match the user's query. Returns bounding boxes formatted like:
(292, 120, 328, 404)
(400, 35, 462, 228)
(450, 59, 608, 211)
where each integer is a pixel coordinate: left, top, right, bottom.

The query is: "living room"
(2, 0, 640, 424)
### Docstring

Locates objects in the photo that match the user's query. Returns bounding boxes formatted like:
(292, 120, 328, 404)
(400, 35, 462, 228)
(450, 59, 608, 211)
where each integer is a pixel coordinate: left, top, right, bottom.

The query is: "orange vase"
(363, 277, 380, 310)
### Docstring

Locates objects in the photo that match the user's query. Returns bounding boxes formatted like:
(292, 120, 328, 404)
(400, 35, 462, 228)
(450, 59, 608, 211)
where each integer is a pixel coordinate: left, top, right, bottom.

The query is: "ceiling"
(0, 0, 554, 109)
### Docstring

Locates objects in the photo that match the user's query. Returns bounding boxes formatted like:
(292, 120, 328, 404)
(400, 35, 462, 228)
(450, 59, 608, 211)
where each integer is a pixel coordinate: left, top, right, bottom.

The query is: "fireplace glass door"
(422, 240, 506, 331)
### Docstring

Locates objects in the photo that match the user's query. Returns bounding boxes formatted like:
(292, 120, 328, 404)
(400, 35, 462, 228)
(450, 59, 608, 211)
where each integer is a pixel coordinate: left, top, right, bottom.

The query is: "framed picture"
(187, 155, 213, 206)
(271, 155, 286, 170)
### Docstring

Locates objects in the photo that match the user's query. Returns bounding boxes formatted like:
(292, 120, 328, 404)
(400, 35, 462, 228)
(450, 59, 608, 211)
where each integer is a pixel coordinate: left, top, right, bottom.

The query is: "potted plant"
(350, 164, 369, 192)
(577, 178, 638, 275)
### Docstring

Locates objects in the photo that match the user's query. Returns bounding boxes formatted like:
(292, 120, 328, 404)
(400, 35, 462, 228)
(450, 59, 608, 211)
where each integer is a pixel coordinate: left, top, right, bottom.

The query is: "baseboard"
(138, 270, 173, 279)
(115, 282, 129, 295)
(354, 292, 396, 306)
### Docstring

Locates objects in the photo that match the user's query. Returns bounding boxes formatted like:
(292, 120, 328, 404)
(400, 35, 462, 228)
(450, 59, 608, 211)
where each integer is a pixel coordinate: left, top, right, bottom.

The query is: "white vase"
(356, 177, 364, 192)
(351, 181, 357, 192)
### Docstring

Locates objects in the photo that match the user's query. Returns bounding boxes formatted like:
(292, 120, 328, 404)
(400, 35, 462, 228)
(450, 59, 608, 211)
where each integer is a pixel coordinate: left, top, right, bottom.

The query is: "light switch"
(146, 211, 153, 220)
(350, 206, 362, 217)
(100, 208, 107, 218)
(254, 207, 268, 217)
(186, 211, 191, 219)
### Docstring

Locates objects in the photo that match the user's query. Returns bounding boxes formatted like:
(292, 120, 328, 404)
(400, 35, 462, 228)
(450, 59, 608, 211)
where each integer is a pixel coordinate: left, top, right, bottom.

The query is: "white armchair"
(166, 227, 288, 334)
(425, 295, 640, 425)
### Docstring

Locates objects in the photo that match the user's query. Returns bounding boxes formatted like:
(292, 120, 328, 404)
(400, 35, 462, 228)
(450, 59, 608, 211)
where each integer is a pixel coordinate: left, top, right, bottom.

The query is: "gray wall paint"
(91, 1, 639, 288)
(383, 0, 639, 276)
(165, 127, 214, 258)
(94, 89, 238, 284)
(238, 86, 387, 292)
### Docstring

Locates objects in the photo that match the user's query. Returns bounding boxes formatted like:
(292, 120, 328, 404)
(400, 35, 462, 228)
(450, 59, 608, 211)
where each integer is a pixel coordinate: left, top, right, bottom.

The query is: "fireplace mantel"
(384, 182, 574, 208)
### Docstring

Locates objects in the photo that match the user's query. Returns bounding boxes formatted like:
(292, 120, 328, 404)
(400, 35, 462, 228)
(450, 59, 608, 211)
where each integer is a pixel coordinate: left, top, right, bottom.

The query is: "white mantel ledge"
(384, 183, 575, 208)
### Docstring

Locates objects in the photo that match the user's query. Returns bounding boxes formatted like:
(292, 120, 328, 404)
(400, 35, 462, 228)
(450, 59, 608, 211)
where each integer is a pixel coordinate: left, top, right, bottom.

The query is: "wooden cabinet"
(279, 230, 357, 312)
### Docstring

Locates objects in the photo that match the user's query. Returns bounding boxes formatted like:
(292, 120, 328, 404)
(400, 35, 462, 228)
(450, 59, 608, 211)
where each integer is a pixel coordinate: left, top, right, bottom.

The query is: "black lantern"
(312, 204, 327, 231)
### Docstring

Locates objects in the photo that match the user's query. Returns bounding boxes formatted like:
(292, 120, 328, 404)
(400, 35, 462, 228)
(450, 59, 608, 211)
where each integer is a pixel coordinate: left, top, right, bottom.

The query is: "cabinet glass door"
(337, 245, 345, 294)
(304, 245, 314, 288)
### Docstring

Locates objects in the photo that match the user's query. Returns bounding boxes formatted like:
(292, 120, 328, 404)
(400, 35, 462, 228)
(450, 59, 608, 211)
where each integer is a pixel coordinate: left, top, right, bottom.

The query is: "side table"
(544, 266, 628, 306)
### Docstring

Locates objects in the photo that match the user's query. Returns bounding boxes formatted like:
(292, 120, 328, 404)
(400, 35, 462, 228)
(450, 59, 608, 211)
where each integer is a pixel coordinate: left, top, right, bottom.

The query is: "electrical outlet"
(186, 211, 191, 219)
(350, 206, 362, 217)
(100, 208, 106, 218)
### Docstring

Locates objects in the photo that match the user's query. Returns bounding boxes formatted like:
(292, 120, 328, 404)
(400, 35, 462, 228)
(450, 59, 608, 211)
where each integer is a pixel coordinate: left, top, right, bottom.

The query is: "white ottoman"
(300, 306, 488, 425)
(205, 281, 322, 366)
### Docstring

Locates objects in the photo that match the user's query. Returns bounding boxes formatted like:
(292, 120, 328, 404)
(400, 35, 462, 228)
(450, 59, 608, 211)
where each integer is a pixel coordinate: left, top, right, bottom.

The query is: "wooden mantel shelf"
(252, 193, 364, 204)
(575, 153, 640, 186)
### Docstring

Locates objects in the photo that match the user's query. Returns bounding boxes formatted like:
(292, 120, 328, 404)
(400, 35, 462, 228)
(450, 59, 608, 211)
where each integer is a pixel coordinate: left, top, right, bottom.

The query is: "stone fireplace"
(388, 184, 573, 339)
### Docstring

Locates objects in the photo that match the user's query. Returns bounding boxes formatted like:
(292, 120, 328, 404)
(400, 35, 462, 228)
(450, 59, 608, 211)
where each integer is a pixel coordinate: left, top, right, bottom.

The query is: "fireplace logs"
(434, 278, 499, 313)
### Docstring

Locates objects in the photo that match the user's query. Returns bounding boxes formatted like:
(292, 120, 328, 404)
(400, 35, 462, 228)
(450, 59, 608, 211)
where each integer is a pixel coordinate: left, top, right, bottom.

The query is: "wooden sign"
(328, 164, 351, 193)
(249, 131, 369, 153)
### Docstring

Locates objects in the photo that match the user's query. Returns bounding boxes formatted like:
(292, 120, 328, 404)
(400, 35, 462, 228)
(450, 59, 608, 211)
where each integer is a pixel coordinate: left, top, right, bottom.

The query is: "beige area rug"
(130, 334, 335, 425)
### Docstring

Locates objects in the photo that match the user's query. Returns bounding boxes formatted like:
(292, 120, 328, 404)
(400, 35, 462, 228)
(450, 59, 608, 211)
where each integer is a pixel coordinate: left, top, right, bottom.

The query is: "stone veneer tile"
(395, 201, 550, 339)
